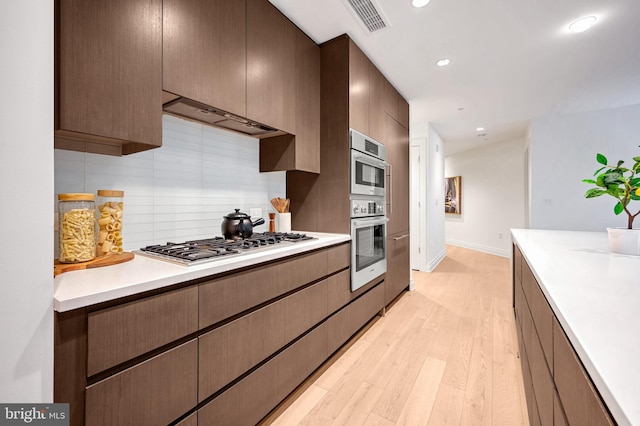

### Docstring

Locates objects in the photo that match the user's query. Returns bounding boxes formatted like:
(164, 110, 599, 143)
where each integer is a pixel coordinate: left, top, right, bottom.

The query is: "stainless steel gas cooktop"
(135, 232, 315, 266)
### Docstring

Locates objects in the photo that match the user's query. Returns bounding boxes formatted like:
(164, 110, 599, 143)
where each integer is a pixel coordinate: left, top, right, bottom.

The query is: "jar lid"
(97, 190, 124, 197)
(58, 193, 95, 201)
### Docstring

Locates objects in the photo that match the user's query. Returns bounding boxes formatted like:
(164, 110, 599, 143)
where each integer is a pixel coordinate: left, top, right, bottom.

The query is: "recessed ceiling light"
(476, 127, 485, 131)
(569, 16, 597, 33)
(411, 0, 431, 7)
(435, 58, 450, 67)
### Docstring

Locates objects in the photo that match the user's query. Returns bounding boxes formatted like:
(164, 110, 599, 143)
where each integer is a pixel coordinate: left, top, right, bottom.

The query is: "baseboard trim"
(445, 238, 510, 258)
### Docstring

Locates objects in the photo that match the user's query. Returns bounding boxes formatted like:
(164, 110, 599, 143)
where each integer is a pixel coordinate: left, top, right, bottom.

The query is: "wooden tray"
(54, 252, 134, 277)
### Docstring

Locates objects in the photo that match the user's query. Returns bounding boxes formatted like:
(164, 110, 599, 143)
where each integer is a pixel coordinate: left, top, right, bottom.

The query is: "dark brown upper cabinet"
(345, 37, 409, 140)
(55, 0, 163, 155)
(163, 0, 246, 118)
(247, 0, 296, 135)
(259, 27, 320, 174)
(384, 79, 409, 130)
(348, 41, 371, 138)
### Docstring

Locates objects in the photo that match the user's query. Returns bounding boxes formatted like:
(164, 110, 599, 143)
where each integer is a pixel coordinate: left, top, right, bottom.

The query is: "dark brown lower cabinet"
(56, 242, 393, 425)
(85, 340, 198, 426)
(553, 319, 614, 426)
(513, 244, 614, 426)
(198, 323, 327, 426)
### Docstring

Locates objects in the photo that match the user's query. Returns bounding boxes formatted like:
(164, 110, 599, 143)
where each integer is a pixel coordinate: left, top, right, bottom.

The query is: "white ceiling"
(270, 0, 640, 155)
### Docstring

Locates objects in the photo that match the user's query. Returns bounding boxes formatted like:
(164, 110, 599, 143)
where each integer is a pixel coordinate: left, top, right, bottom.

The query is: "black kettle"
(221, 209, 265, 240)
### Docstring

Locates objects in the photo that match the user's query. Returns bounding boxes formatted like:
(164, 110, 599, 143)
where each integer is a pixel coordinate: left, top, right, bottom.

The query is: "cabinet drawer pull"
(393, 234, 409, 241)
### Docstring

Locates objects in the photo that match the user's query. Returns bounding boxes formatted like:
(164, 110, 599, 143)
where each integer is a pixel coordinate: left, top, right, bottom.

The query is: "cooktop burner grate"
(139, 232, 315, 265)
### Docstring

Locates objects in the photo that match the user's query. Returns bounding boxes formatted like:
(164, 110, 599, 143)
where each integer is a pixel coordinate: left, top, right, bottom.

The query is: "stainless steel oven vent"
(344, 0, 390, 33)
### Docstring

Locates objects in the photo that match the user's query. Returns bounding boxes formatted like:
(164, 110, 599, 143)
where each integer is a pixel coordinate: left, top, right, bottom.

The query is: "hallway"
(266, 245, 528, 425)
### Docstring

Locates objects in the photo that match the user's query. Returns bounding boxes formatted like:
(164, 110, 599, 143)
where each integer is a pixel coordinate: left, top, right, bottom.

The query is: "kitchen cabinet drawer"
(55, 0, 162, 155)
(85, 339, 197, 426)
(529, 326, 554, 426)
(199, 249, 329, 328)
(198, 322, 327, 426)
(327, 242, 350, 273)
(87, 286, 198, 376)
(163, 0, 246, 117)
(521, 257, 535, 308)
(553, 318, 614, 426)
(327, 281, 384, 355)
(198, 280, 328, 400)
(385, 233, 410, 305)
(513, 245, 522, 291)
(327, 270, 355, 314)
(349, 282, 384, 335)
(326, 305, 351, 356)
(514, 273, 525, 333)
(529, 269, 554, 371)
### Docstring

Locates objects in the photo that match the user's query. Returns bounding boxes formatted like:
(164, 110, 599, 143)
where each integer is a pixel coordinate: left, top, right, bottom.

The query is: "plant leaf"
(614, 202, 624, 215)
(633, 156, 640, 162)
(593, 166, 606, 176)
(630, 178, 640, 186)
(617, 160, 624, 167)
(584, 188, 607, 198)
(597, 153, 608, 165)
(582, 179, 597, 184)
(630, 191, 640, 201)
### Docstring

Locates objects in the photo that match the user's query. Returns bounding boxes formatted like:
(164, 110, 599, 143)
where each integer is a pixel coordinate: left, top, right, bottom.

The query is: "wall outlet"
(249, 208, 262, 218)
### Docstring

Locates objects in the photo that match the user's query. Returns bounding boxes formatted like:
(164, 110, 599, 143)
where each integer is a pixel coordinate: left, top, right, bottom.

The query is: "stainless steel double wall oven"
(349, 129, 388, 291)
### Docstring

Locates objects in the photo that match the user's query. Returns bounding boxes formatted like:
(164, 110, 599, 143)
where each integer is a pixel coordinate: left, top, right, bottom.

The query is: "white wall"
(410, 125, 446, 272)
(444, 138, 526, 257)
(0, 1, 54, 402)
(55, 115, 286, 252)
(530, 104, 640, 231)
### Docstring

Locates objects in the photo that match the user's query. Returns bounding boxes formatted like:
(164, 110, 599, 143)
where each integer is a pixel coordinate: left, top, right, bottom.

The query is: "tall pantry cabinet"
(288, 35, 411, 303)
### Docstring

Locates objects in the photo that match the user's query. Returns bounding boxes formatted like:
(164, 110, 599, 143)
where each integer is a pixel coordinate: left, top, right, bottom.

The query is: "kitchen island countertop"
(54, 231, 350, 313)
(511, 229, 640, 426)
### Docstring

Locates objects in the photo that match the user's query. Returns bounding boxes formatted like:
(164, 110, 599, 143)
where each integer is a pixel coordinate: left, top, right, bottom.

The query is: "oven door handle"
(352, 217, 389, 228)
(352, 151, 388, 169)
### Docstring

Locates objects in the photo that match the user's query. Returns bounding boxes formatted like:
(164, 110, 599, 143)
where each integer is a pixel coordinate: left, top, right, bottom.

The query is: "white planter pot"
(607, 228, 640, 256)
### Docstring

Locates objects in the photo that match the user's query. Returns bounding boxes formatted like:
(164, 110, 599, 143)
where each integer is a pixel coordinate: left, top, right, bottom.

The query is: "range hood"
(163, 97, 280, 137)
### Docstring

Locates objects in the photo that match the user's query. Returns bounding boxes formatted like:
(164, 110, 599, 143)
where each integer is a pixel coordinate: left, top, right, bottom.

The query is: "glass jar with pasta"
(58, 193, 97, 263)
(96, 190, 124, 256)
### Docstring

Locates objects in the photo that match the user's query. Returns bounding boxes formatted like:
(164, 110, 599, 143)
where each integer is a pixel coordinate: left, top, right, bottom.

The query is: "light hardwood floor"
(264, 245, 529, 426)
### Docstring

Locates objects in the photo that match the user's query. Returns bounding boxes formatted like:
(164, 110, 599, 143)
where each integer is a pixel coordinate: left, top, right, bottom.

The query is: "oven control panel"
(351, 198, 385, 218)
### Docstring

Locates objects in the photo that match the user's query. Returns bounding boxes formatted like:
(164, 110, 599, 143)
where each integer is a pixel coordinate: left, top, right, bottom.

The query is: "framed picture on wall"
(445, 176, 461, 214)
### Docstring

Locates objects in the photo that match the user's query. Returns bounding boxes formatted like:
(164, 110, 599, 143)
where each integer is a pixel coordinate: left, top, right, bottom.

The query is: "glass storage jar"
(58, 193, 96, 263)
(96, 190, 124, 255)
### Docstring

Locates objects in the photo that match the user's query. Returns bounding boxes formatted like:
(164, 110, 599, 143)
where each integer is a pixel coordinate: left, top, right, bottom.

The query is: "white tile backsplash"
(54, 115, 286, 251)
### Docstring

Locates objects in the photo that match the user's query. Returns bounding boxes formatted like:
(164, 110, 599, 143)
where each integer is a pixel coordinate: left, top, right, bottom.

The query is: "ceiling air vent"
(344, 0, 390, 33)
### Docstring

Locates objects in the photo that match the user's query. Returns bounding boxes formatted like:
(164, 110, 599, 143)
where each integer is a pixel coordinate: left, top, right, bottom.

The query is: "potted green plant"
(583, 148, 640, 255)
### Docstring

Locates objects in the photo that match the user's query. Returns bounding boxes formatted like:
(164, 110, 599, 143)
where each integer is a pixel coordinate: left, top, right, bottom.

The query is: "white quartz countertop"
(510, 229, 640, 426)
(54, 232, 350, 313)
